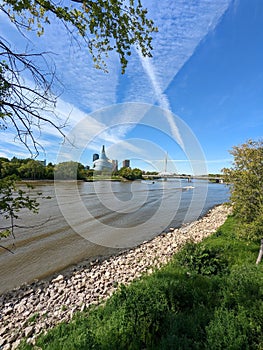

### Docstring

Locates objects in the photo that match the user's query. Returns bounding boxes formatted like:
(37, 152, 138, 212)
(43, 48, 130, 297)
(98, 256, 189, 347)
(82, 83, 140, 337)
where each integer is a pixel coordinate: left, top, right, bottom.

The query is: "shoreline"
(0, 204, 232, 349)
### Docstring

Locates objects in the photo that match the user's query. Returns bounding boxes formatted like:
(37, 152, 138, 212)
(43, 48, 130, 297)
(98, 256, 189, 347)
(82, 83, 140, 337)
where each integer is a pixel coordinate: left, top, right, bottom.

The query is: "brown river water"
(0, 180, 229, 294)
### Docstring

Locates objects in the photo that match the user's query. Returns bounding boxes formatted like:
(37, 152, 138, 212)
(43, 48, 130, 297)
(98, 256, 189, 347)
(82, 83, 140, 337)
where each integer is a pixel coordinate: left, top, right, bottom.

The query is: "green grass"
(19, 215, 263, 350)
(26, 312, 40, 325)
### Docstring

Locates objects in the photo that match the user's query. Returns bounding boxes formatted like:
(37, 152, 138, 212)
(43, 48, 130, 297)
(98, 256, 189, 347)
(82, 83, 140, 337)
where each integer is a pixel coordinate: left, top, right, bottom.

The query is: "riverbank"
(0, 204, 232, 349)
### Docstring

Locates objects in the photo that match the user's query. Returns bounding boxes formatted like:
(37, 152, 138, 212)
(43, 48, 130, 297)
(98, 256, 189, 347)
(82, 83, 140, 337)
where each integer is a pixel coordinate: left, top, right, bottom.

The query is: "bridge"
(142, 174, 224, 183)
(144, 153, 224, 183)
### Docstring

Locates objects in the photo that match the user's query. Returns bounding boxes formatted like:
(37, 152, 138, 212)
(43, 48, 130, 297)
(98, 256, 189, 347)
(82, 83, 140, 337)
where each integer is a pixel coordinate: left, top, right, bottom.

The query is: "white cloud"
(136, 52, 184, 148)
(34, 16, 120, 113)
(120, 0, 231, 145)
(145, 0, 231, 91)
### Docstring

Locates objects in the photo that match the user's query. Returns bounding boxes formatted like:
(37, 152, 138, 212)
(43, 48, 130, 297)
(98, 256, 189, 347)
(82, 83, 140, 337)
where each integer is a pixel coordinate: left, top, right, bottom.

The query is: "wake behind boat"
(141, 180, 156, 184)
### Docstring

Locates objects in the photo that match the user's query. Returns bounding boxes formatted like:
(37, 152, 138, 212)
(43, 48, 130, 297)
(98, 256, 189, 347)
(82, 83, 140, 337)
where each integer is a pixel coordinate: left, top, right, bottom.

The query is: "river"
(0, 179, 229, 294)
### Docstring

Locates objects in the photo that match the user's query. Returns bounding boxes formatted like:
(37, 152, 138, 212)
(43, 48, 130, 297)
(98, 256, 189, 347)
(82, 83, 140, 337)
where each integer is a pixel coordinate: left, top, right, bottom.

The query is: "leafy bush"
(205, 265, 263, 349)
(157, 308, 209, 350)
(238, 213, 263, 241)
(176, 242, 228, 276)
(205, 307, 250, 349)
(219, 265, 263, 310)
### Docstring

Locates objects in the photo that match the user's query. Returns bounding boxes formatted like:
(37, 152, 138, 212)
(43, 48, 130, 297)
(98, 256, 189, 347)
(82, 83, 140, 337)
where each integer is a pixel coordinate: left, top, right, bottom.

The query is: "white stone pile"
(0, 204, 232, 350)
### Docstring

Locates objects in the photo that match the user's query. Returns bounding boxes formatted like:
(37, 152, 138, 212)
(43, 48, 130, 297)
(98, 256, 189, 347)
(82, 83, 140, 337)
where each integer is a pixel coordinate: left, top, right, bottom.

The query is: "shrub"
(205, 265, 263, 349)
(205, 307, 249, 349)
(176, 242, 228, 276)
(156, 303, 215, 350)
(238, 213, 263, 241)
(219, 265, 263, 310)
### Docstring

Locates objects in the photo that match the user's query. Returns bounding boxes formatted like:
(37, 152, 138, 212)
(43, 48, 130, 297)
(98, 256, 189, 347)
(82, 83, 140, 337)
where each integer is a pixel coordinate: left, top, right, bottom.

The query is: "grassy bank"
(20, 215, 263, 349)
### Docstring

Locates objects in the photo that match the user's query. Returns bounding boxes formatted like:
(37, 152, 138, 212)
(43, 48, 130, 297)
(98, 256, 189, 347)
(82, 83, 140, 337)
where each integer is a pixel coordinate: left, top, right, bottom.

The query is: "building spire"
(100, 145, 107, 160)
(93, 145, 113, 171)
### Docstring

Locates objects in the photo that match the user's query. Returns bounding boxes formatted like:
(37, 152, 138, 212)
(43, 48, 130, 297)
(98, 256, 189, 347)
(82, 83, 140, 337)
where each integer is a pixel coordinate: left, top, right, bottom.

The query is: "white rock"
(24, 326, 34, 338)
(3, 343, 11, 350)
(0, 337, 6, 347)
(52, 274, 64, 283)
(11, 339, 20, 350)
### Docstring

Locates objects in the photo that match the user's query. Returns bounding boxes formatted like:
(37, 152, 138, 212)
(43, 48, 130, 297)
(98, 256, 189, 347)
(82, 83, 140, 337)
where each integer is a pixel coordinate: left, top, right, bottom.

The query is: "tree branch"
(0, 38, 67, 156)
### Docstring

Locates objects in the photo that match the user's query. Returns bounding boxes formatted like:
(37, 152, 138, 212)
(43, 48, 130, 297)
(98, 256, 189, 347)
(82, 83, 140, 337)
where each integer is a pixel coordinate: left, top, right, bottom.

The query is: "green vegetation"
(0, 175, 40, 242)
(0, 157, 53, 180)
(0, 157, 87, 181)
(19, 215, 263, 350)
(0, 157, 146, 181)
(117, 167, 143, 181)
(223, 140, 263, 224)
(223, 139, 263, 241)
(26, 312, 40, 325)
(54, 161, 86, 180)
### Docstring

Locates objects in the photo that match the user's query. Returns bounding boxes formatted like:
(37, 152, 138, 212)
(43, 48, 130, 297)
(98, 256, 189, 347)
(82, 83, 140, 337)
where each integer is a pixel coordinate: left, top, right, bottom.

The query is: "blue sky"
(1, 0, 263, 174)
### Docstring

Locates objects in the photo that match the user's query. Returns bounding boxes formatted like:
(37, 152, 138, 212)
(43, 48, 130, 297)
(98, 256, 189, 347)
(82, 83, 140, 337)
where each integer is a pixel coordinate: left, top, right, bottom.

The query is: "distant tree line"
(0, 157, 146, 181)
(0, 157, 87, 180)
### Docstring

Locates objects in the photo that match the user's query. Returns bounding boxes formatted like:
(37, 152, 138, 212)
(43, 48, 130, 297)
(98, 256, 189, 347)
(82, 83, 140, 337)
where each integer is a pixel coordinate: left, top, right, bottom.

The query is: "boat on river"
(182, 186, 195, 190)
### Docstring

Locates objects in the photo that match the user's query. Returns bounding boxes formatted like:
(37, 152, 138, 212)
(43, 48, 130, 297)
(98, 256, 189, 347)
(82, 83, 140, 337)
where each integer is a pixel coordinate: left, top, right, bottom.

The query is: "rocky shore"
(0, 204, 232, 350)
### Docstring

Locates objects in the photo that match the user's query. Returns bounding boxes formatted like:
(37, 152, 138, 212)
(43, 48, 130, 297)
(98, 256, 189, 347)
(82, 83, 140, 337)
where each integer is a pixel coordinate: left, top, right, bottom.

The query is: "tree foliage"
(54, 160, 86, 180)
(223, 140, 263, 223)
(223, 140, 263, 240)
(118, 166, 143, 180)
(0, 157, 92, 180)
(0, 157, 52, 179)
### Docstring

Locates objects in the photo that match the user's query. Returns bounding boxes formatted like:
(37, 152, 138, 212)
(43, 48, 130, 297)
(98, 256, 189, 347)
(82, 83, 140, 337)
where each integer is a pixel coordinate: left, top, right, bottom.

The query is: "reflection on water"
(0, 180, 229, 293)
